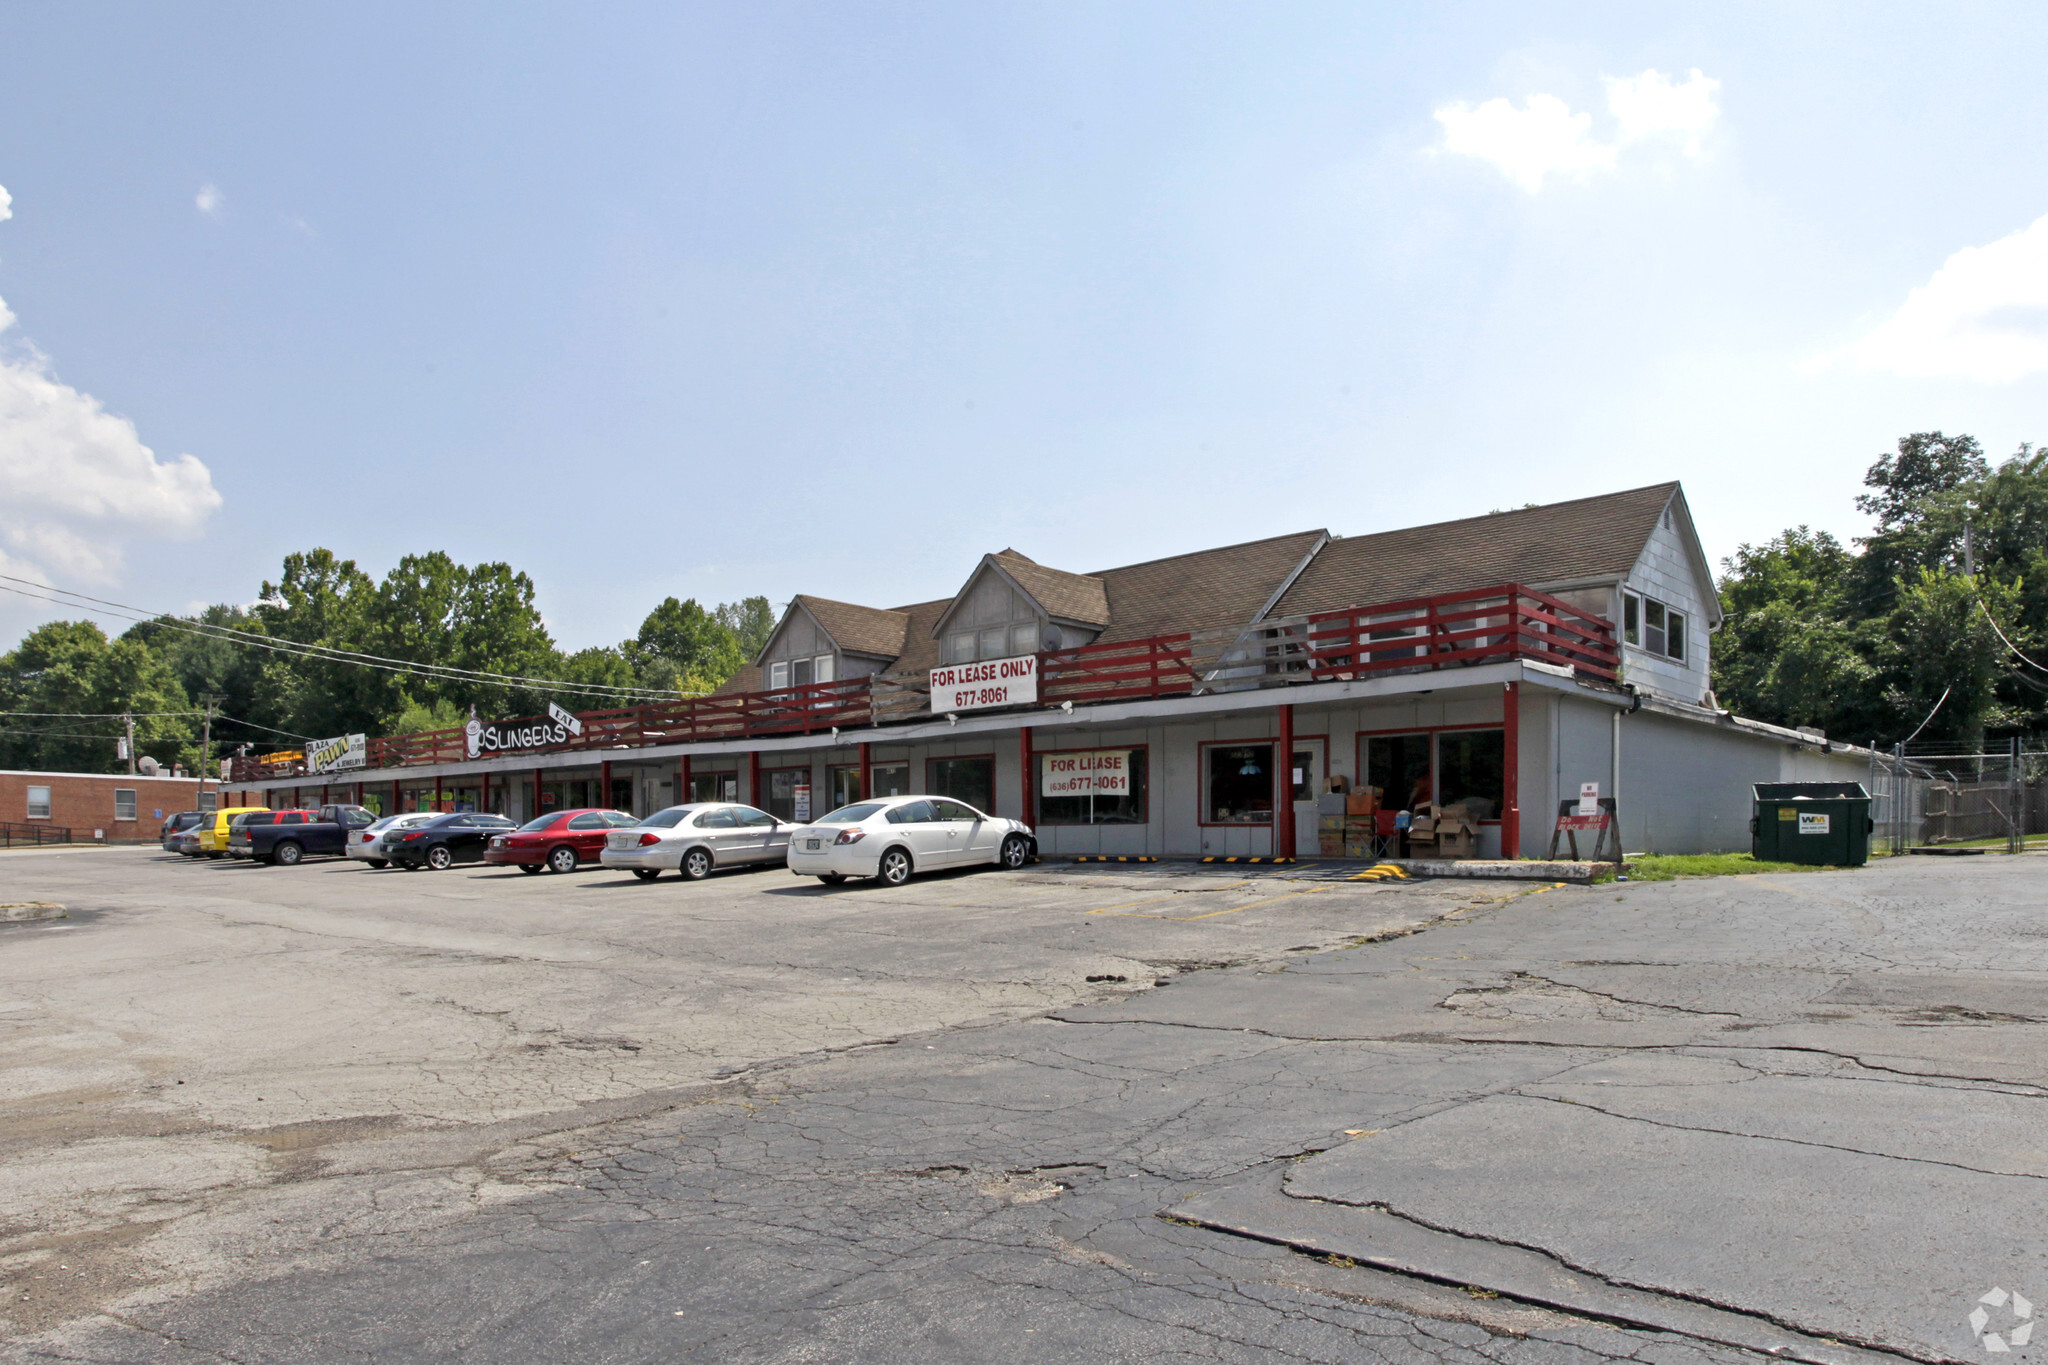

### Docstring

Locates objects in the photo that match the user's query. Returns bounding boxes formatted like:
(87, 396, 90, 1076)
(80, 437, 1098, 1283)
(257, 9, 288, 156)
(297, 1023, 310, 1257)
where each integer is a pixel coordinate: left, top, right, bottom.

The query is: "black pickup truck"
(230, 805, 377, 865)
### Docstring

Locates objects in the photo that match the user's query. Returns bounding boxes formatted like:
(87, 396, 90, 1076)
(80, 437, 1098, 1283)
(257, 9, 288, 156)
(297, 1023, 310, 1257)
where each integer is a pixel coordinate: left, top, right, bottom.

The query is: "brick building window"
(115, 789, 138, 822)
(26, 785, 51, 819)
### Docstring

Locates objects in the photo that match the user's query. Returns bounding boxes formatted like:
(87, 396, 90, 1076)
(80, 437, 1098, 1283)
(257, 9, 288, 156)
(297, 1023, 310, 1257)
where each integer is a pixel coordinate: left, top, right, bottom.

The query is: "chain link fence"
(1866, 740, 2047, 854)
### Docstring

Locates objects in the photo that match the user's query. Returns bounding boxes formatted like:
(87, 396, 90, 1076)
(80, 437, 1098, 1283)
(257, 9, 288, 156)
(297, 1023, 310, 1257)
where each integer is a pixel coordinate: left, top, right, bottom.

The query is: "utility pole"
(198, 695, 219, 810)
(123, 712, 136, 774)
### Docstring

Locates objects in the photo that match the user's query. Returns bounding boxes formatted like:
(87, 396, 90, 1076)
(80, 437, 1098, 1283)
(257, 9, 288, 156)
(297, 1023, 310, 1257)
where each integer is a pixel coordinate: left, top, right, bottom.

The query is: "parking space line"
(1090, 884, 1331, 921)
(1080, 880, 1251, 917)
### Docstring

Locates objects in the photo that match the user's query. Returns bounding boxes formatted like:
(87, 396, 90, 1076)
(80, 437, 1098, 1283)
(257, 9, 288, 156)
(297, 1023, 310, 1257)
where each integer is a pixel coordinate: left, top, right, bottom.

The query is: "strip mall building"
(226, 483, 1871, 857)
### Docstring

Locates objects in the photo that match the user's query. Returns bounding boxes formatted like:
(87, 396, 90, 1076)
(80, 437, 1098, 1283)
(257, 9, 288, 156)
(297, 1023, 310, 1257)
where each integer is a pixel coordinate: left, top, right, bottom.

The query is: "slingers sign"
(465, 715, 574, 759)
(1042, 750, 1130, 797)
(929, 654, 1038, 712)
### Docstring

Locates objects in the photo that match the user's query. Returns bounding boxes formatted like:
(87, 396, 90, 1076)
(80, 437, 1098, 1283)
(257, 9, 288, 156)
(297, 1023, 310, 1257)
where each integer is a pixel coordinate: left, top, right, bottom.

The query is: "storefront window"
(1039, 749, 1147, 825)
(1366, 733, 1432, 810)
(763, 768, 812, 821)
(689, 772, 738, 804)
(1206, 744, 1273, 823)
(1437, 730, 1504, 820)
(929, 756, 995, 813)
(828, 762, 911, 808)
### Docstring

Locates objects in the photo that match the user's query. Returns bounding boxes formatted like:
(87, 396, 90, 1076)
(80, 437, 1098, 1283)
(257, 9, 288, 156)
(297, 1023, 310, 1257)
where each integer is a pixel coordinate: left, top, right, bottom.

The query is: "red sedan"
(484, 809, 644, 874)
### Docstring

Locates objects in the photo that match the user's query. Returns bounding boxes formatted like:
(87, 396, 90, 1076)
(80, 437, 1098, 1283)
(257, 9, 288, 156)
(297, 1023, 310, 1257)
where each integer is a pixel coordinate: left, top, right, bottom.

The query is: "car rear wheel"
(680, 848, 712, 881)
(632, 868, 660, 881)
(999, 834, 1031, 869)
(817, 873, 847, 885)
(517, 862, 543, 874)
(877, 847, 913, 886)
(367, 859, 388, 869)
(547, 846, 579, 874)
(274, 841, 305, 867)
(425, 845, 454, 872)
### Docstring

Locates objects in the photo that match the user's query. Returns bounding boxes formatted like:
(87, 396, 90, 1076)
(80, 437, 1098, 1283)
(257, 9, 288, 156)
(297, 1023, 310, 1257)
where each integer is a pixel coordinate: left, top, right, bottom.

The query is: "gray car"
(598, 802, 793, 881)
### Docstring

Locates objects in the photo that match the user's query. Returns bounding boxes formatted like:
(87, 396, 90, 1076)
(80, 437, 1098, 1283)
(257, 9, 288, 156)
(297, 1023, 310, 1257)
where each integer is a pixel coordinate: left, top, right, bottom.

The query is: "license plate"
(805, 839, 821, 851)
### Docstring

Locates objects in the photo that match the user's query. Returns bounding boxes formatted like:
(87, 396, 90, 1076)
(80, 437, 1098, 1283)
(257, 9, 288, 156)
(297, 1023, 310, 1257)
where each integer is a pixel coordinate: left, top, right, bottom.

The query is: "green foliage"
(1717, 431, 2048, 750)
(0, 550, 774, 767)
(1599, 853, 1836, 883)
(0, 620, 196, 774)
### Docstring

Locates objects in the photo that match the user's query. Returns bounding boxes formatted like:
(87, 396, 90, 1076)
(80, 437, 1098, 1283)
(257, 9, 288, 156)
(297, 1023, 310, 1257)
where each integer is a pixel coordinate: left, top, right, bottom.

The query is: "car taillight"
(637, 832, 662, 846)
(835, 829, 866, 845)
(399, 832, 425, 842)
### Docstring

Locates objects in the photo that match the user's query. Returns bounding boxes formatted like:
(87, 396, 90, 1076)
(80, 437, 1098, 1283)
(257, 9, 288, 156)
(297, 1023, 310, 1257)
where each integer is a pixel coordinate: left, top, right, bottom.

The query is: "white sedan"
(785, 795, 1035, 886)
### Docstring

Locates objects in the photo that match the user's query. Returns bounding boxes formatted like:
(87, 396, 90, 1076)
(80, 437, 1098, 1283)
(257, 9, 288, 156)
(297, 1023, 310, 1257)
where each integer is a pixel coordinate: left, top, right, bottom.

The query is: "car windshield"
(516, 814, 561, 832)
(638, 807, 694, 829)
(815, 802, 886, 824)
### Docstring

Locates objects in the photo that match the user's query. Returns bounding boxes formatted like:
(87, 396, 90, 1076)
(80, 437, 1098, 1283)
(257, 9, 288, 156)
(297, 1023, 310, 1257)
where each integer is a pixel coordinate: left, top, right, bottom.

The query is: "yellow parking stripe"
(1072, 855, 1160, 863)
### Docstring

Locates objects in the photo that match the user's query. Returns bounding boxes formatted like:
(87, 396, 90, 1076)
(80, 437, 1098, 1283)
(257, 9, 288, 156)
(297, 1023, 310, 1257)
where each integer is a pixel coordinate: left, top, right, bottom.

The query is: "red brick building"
(1, 769, 211, 841)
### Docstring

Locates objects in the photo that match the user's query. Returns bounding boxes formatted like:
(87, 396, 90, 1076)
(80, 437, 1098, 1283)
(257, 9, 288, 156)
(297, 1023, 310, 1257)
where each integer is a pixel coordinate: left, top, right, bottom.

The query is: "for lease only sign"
(930, 654, 1038, 712)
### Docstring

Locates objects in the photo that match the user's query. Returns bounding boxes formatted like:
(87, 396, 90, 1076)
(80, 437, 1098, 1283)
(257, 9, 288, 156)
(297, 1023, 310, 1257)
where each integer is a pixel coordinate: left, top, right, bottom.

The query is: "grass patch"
(1598, 852, 1836, 883)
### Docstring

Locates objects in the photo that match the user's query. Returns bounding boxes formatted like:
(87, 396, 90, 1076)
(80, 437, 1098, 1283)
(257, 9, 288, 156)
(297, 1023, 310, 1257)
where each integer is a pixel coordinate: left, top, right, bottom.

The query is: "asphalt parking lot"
(2, 847, 2044, 1362)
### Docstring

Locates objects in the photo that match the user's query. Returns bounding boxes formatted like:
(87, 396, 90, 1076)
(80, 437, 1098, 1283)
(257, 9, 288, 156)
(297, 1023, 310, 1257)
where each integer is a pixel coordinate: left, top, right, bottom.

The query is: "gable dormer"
(931, 550, 1110, 665)
(756, 595, 909, 689)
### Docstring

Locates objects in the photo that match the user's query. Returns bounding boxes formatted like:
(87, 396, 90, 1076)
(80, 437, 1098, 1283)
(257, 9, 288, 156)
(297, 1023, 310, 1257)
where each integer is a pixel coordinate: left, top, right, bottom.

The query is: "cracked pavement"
(1, 846, 2042, 1362)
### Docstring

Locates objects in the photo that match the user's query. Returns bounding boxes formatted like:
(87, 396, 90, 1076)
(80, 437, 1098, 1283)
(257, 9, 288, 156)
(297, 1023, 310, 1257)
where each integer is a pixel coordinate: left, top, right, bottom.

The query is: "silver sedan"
(348, 812, 440, 869)
(599, 802, 793, 881)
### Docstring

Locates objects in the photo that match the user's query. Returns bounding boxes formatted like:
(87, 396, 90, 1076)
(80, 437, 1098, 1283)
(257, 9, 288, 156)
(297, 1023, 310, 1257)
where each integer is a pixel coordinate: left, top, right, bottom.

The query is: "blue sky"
(2, 2, 2046, 650)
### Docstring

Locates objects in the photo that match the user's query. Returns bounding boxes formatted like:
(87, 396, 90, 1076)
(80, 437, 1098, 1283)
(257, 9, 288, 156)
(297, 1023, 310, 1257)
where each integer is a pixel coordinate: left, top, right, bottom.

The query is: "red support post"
(391, 778, 402, 815)
(353, 782, 364, 808)
(1276, 703, 1295, 859)
(600, 759, 613, 812)
(679, 753, 691, 806)
(532, 767, 544, 819)
(1502, 681, 1520, 858)
(748, 750, 760, 808)
(1019, 727, 1034, 828)
(858, 742, 871, 801)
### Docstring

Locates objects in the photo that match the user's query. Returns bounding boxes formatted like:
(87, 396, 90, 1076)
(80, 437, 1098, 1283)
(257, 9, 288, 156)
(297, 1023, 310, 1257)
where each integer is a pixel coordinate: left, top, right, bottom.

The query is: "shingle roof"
(1267, 483, 1679, 619)
(794, 594, 909, 659)
(1090, 531, 1328, 642)
(987, 551, 1109, 628)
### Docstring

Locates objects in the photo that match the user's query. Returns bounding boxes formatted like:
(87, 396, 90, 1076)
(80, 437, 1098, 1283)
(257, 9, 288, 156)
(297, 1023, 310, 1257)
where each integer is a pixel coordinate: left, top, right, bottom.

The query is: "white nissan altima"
(784, 794, 1035, 885)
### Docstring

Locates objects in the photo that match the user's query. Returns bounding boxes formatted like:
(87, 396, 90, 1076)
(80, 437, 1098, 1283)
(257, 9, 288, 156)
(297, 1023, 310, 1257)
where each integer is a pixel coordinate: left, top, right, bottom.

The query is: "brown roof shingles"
(1268, 483, 1678, 619)
(794, 595, 909, 659)
(987, 551, 1110, 627)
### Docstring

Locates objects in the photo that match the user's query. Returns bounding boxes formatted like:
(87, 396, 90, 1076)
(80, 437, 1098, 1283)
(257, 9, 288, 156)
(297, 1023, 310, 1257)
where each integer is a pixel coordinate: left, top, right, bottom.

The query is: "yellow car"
(191, 807, 272, 859)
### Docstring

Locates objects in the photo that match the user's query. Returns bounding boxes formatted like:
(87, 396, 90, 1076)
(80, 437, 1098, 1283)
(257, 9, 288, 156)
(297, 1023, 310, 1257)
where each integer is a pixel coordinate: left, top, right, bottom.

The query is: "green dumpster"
(1750, 782, 1872, 867)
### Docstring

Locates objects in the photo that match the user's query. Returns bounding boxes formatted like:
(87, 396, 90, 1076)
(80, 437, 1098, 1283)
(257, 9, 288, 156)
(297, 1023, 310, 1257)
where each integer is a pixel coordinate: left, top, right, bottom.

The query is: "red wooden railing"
(228, 583, 1618, 780)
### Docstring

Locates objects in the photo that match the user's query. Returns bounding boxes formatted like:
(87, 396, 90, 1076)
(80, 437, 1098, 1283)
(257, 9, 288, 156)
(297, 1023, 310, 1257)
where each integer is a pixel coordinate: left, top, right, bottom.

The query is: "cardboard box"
(1319, 833, 1345, 857)
(1317, 793, 1348, 816)
(1345, 791, 1377, 817)
(1435, 829, 1477, 858)
(1318, 814, 1344, 832)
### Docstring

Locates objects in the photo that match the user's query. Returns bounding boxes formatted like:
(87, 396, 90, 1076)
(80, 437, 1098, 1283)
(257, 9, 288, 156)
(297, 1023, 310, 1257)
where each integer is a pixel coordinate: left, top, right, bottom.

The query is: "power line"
(1977, 597, 2048, 673)
(0, 710, 205, 718)
(0, 575, 685, 700)
(1900, 685, 1952, 747)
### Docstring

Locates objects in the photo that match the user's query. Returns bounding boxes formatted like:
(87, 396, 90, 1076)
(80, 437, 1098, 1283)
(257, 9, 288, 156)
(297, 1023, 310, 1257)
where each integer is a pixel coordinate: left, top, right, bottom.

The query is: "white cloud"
(1434, 94, 1614, 193)
(1434, 67, 1720, 192)
(1605, 69, 1720, 153)
(1816, 213, 2048, 383)
(0, 183, 11, 223)
(0, 183, 222, 585)
(195, 183, 223, 217)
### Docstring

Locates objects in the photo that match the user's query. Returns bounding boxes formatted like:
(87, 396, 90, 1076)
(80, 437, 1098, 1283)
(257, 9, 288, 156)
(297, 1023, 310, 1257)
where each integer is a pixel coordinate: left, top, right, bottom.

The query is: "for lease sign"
(930, 654, 1038, 712)
(1042, 750, 1131, 797)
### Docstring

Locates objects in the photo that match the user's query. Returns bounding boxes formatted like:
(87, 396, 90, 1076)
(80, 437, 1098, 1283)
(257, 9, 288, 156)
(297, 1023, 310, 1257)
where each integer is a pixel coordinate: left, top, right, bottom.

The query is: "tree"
(0, 620, 195, 773)
(715, 597, 776, 659)
(1713, 528, 1878, 734)
(629, 597, 747, 695)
